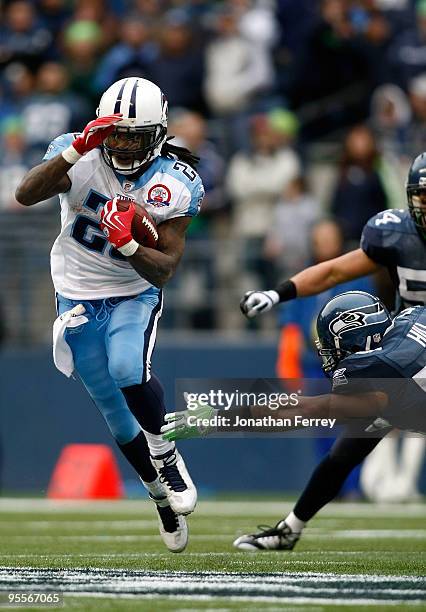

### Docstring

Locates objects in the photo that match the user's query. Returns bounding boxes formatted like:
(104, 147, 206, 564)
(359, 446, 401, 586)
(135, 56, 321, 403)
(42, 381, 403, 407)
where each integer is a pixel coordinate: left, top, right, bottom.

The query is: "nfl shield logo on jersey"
(123, 181, 135, 192)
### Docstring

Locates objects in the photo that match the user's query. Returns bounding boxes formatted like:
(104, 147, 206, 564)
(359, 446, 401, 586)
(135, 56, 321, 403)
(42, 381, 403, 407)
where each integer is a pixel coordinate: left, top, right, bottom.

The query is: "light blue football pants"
(56, 288, 163, 445)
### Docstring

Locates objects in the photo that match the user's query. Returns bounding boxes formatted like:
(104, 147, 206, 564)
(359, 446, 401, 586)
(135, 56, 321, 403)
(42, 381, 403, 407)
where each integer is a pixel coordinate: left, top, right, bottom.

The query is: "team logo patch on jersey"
(147, 184, 171, 207)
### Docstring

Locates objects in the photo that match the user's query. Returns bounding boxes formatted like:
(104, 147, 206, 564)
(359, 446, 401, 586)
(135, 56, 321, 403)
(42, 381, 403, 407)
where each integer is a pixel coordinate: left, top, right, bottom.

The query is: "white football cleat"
(150, 494, 188, 553)
(151, 447, 197, 515)
(233, 521, 300, 551)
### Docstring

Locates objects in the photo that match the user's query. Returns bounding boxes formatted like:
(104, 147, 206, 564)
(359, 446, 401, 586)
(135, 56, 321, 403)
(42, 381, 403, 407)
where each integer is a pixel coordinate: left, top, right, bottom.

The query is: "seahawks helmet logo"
(329, 304, 386, 338)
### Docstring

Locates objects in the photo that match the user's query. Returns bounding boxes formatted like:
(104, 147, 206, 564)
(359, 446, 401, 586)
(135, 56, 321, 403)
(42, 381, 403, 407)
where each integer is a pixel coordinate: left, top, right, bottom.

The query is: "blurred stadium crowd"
(1, 0, 425, 344)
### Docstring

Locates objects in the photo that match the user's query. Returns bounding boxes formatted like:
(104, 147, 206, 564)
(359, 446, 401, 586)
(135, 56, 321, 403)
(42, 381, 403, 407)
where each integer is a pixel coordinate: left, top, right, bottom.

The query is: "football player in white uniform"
(16, 77, 205, 553)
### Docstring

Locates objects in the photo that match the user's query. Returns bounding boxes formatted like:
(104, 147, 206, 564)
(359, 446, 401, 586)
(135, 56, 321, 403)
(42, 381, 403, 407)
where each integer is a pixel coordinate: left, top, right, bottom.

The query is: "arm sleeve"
(43, 133, 77, 161)
(167, 174, 205, 219)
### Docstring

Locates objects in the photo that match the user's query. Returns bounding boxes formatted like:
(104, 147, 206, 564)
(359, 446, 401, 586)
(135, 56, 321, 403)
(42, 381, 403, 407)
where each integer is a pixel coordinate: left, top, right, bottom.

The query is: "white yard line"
(0, 498, 424, 517)
(0, 568, 424, 606)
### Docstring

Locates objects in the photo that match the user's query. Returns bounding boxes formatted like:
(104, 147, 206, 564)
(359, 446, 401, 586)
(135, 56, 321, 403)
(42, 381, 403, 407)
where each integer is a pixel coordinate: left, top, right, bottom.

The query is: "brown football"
(116, 200, 158, 249)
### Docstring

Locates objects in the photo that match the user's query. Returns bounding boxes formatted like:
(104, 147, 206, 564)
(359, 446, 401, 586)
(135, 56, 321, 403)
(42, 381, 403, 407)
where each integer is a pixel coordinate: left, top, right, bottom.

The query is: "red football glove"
(100, 197, 137, 255)
(62, 113, 122, 164)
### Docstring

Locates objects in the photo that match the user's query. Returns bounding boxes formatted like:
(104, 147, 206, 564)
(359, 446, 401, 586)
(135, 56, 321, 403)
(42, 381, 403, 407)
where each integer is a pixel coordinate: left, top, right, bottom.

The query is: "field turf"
(0, 498, 425, 610)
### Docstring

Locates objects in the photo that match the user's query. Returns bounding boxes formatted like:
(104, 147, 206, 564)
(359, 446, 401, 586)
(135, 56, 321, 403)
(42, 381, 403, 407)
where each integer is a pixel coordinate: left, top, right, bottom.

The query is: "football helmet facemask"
(97, 77, 168, 175)
(316, 291, 392, 376)
(406, 152, 426, 240)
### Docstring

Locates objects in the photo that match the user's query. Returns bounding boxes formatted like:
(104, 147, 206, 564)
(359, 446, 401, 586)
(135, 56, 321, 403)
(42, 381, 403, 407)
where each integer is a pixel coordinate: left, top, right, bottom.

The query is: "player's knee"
(108, 352, 143, 387)
(99, 403, 141, 444)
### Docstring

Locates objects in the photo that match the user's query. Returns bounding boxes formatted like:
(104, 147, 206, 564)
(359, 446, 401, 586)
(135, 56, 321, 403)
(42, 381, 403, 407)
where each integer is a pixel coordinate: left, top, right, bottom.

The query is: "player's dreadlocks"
(161, 137, 200, 169)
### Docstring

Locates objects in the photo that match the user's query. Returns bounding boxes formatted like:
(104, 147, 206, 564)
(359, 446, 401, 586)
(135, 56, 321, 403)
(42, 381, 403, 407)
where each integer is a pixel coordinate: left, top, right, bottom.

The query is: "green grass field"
(0, 498, 425, 611)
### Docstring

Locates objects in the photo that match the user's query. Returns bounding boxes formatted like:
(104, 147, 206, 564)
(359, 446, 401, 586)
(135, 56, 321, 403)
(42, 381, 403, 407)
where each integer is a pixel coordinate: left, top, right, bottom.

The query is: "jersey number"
(375, 211, 402, 226)
(173, 161, 196, 182)
(398, 266, 426, 305)
(70, 190, 125, 261)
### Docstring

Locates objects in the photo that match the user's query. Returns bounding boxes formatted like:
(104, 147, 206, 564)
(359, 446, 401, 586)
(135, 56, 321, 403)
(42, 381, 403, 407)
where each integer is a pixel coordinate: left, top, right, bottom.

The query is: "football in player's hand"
(116, 200, 158, 249)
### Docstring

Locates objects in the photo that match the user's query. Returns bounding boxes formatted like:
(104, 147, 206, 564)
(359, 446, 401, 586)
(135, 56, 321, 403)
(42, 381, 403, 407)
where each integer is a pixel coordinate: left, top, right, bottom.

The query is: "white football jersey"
(44, 134, 204, 299)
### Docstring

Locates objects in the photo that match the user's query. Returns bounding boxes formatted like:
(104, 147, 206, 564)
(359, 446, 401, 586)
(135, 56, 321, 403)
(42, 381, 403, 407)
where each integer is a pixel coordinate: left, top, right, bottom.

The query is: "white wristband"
(118, 239, 139, 257)
(62, 145, 82, 165)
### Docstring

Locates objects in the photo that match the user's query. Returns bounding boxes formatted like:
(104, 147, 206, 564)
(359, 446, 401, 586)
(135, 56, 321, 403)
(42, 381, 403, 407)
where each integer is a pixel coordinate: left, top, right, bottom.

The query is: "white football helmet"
(97, 77, 168, 175)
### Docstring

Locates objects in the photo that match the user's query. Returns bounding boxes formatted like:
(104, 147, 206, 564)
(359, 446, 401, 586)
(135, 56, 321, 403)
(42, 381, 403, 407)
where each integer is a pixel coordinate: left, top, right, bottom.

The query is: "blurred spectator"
(131, 0, 165, 19)
(330, 124, 388, 244)
(387, 0, 426, 89)
(370, 83, 412, 158)
(0, 1, 53, 71)
(169, 109, 226, 228)
(63, 19, 104, 106)
(0, 117, 29, 211)
(204, 4, 274, 118)
(94, 15, 157, 92)
(19, 62, 90, 166)
(227, 109, 300, 240)
(148, 9, 205, 112)
(37, 0, 71, 37)
(3, 62, 35, 108)
(263, 176, 321, 280)
(72, 0, 117, 48)
(226, 108, 300, 290)
(231, 0, 278, 49)
(407, 73, 426, 157)
(286, 0, 373, 139)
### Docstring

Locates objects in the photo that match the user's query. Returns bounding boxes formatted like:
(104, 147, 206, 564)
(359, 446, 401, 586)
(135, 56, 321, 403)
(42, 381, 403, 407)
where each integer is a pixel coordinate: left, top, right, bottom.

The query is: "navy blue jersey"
(360, 209, 426, 309)
(332, 306, 426, 432)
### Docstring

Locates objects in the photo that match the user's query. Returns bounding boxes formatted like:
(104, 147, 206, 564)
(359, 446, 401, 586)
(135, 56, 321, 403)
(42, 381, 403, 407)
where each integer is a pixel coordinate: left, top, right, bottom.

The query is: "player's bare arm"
(15, 156, 72, 206)
(161, 390, 389, 441)
(290, 249, 379, 296)
(248, 391, 388, 426)
(240, 248, 380, 318)
(128, 217, 191, 288)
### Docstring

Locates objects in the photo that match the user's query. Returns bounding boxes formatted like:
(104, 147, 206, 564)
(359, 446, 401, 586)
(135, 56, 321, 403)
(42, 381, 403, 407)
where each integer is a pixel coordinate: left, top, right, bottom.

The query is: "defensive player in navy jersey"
(232, 291, 426, 550)
(16, 77, 205, 552)
(162, 292, 426, 549)
(231, 154, 426, 550)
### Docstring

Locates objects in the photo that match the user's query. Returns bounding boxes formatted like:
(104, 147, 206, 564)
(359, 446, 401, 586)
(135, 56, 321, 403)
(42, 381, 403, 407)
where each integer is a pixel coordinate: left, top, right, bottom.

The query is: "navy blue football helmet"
(406, 152, 426, 240)
(316, 291, 392, 375)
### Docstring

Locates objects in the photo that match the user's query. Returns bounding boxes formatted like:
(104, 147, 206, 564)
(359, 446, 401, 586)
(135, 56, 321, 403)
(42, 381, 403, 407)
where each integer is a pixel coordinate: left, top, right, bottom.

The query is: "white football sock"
(141, 476, 166, 499)
(284, 511, 306, 533)
(142, 429, 174, 457)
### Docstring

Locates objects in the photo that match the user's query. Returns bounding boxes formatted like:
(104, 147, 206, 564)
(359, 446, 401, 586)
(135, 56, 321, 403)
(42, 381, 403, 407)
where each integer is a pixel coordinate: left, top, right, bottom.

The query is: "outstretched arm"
(241, 249, 380, 318)
(161, 391, 389, 441)
(290, 249, 379, 296)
